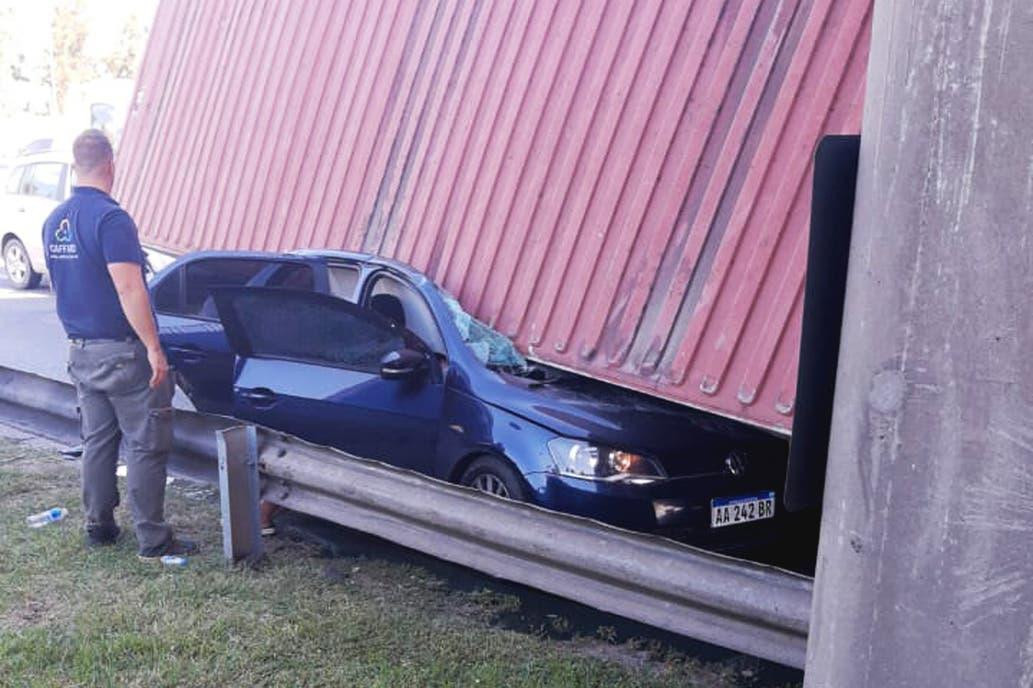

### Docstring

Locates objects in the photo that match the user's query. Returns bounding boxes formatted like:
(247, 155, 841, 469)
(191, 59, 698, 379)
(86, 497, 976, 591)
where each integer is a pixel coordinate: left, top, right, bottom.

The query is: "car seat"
(370, 293, 406, 328)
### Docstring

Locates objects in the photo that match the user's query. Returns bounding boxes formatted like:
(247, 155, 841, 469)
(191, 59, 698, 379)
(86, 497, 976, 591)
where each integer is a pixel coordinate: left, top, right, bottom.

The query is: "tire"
(460, 455, 530, 502)
(4, 237, 41, 290)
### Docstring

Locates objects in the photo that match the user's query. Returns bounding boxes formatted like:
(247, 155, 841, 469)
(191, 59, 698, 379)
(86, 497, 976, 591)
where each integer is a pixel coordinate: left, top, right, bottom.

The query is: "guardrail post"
(216, 425, 264, 566)
(804, 1, 1033, 686)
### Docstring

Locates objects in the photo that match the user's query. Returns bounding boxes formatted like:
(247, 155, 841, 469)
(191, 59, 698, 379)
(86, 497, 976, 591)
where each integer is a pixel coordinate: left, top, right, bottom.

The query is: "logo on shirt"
(48, 218, 79, 260)
(55, 219, 73, 243)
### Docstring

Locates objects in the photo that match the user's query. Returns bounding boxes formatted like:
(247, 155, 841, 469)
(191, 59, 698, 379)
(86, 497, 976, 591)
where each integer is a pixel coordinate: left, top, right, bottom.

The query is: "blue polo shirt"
(42, 186, 145, 340)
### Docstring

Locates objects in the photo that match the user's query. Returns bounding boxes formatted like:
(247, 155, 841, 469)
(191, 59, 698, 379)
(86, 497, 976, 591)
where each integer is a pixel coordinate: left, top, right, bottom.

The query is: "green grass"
(0, 439, 777, 688)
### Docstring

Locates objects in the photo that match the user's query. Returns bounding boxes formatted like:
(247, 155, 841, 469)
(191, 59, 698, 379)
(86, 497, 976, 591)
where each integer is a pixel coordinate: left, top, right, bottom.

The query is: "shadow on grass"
(275, 510, 804, 688)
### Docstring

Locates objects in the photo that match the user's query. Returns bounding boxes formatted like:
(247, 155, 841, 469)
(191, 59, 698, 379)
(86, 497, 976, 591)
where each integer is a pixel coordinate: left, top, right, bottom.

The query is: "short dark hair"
(72, 129, 113, 173)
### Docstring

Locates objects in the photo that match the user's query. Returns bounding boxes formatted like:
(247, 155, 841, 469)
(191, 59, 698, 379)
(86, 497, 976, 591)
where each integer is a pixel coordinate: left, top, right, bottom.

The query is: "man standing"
(43, 129, 196, 561)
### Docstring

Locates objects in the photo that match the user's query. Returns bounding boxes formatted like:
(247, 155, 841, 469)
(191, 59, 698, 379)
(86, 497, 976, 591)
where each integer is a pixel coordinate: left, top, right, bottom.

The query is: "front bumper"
(524, 471, 785, 550)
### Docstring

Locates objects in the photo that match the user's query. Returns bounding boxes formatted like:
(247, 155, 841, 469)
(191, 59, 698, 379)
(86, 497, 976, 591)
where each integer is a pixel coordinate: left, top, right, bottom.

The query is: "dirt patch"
(2, 597, 53, 631)
(0, 425, 76, 478)
(574, 641, 658, 674)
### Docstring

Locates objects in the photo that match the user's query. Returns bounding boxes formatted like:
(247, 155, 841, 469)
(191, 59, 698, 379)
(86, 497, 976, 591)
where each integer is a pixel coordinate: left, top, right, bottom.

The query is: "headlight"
(547, 438, 667, 482)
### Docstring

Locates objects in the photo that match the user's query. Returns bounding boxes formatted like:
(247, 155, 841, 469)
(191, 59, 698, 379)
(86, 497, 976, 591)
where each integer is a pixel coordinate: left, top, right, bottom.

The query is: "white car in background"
(0, 152, 72, 289)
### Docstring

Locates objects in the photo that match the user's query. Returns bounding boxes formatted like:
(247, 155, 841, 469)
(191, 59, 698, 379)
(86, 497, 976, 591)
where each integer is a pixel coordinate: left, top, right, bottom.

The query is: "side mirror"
(380, 349, 428, 380)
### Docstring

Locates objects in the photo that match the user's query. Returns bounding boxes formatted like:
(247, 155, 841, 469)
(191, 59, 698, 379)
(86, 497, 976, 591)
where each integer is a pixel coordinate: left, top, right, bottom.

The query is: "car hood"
(479, 369, 786, 475)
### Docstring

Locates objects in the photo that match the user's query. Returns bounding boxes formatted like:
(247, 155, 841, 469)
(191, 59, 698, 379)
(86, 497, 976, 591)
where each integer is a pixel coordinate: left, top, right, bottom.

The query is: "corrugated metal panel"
(117, 0, 873, 434)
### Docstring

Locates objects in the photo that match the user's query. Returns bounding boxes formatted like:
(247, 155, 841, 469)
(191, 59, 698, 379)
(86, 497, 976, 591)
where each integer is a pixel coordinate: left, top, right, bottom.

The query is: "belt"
(68, 335, 140, 347)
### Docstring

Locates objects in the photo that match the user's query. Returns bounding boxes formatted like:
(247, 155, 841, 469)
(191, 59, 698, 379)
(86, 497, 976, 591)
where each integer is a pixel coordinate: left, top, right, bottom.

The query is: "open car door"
(212, 287, 444, 472)
(153, 255, 324, 414)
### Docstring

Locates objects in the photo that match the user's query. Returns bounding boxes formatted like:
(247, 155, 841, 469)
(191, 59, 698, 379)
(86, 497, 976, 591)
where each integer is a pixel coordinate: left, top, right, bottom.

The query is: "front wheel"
(460, 456, 530, 502)
(4, 237, 41, 290)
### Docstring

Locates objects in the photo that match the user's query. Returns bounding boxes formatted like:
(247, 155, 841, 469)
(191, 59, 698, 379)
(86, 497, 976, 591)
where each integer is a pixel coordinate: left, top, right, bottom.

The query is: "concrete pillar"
(805, 1, 1033, 686)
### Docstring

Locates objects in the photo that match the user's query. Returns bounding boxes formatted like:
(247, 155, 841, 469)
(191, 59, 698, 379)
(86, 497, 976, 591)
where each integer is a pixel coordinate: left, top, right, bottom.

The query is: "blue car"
(151, 250, 789, 549)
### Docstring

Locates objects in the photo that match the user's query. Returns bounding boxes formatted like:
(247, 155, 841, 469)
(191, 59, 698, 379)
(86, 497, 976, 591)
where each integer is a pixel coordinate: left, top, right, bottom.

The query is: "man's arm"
(108, 262, 168, 389)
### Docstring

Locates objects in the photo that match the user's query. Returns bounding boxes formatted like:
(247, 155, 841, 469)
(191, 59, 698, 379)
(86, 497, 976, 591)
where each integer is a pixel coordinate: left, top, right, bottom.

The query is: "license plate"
(710, 491, 776, 528)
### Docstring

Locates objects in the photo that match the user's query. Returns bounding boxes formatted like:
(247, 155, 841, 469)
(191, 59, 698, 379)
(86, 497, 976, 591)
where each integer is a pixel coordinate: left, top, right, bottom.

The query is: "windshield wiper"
(509, 365, 563, 386)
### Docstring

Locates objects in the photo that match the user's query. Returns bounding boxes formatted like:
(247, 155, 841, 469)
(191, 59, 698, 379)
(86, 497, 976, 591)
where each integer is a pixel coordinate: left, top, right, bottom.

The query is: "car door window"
(155, 258, 315, 320)
(366, 274, 445, 353)
(25, 163, 66, 201)
(214, 287, 404, 373)
(327, 264, 360, 301)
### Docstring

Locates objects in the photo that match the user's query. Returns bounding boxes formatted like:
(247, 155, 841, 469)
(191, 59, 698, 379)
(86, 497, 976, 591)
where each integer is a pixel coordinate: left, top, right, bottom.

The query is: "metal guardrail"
(0, 365, 812, 668)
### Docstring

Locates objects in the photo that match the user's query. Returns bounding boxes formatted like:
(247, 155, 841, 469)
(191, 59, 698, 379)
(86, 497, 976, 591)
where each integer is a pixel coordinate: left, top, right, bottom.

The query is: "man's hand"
(147, 345, 169, 389)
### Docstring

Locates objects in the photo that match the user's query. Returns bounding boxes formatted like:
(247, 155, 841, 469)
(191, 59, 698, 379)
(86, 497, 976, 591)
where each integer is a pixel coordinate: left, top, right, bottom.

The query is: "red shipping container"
(116, 0, 873, 434)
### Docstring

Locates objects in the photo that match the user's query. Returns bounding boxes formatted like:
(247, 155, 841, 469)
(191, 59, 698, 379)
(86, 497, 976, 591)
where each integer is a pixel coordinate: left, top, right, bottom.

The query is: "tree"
(50, 0, 92, 113)
(98, 12, 143, 80)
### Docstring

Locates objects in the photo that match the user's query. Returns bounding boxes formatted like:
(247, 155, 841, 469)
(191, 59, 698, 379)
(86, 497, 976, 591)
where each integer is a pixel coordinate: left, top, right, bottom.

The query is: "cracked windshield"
(444, 294, 529, 372)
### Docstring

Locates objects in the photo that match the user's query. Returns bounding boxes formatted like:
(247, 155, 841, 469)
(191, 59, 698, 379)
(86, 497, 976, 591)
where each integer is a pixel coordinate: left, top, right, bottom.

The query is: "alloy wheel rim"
(5, 244, 27, 284)
(472, 473, 510, 498)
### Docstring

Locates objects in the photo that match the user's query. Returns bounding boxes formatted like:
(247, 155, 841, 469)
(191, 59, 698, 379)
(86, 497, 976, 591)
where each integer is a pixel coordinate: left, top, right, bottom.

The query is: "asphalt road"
(0, 274, 68, 381)
(0, 272, 193, 409)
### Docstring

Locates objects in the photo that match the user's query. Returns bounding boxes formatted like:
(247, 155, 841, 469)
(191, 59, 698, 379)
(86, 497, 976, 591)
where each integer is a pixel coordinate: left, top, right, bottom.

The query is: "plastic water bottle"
(160, 555, 188, 568)
(26, 508, 68, 528)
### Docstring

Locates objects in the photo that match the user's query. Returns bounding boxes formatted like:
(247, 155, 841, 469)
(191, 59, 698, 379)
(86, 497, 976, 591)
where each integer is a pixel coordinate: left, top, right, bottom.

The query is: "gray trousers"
(68, 338, 174, 554)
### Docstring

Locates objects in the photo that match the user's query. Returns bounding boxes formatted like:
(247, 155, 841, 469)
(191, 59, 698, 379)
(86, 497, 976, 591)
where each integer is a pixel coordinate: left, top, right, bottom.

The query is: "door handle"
(167, 345, 205, 363)
(16, 207, 25, 213)
(239, 387, 279, 409)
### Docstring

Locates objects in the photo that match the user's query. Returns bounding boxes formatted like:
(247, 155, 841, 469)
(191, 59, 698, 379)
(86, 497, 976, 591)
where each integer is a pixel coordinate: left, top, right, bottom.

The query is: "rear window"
(184, 259, 271, 318)
(151, 270, 181, 313)
(4, 166, 25, 194)
(265, 263, 315, 290)
(27, 163, 65, 201)
(155, 258, 315, 319)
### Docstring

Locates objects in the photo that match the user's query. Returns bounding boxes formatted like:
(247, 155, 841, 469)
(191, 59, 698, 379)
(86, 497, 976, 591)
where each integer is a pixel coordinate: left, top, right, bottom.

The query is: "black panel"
(785, 135, 860, 511)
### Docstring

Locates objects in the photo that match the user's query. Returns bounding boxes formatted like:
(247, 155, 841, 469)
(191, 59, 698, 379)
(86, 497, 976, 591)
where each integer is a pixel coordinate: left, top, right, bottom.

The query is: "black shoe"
(86, 523, 121, 547)
(61, 444, 84, 460)
(137, 538, 200, 562)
